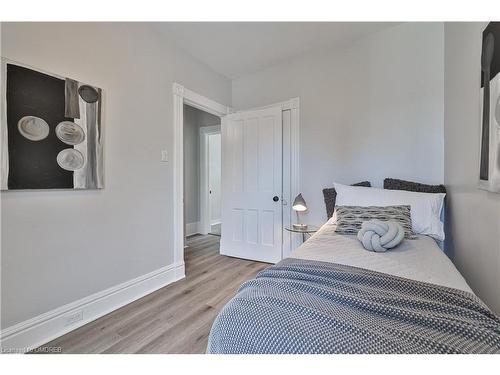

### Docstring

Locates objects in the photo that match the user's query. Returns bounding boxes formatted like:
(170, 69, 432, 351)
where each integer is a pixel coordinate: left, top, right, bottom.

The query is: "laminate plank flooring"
(39, 235, 269, 354)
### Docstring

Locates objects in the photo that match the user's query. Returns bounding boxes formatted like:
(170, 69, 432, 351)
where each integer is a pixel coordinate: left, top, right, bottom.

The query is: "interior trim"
(172, 83, 231, 271)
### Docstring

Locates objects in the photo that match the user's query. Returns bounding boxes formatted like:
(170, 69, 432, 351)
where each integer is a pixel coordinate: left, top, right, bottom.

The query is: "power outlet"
(65, 311, 83, 326)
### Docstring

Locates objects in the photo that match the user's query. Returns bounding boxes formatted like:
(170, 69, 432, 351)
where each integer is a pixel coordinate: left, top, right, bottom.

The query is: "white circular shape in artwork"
(56, 149, 85, 171)
(56, 121, 85, 145)
(17, 116, 50, 141)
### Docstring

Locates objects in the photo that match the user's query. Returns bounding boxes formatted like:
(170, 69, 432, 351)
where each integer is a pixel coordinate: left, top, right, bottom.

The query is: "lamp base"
(292, 223, 308, 230)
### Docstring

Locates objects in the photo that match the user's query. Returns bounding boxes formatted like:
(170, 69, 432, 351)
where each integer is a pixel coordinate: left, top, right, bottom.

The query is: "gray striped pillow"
(334, 205, 416, 239)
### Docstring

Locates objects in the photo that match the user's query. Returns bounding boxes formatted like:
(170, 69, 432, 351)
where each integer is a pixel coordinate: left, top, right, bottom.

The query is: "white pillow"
(331, 182, 446, 241)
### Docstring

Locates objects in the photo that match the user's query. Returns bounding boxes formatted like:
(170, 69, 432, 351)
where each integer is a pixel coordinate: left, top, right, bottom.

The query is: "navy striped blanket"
(207, 258, 500, 354)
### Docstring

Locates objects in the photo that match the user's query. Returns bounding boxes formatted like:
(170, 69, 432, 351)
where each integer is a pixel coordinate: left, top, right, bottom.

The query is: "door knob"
(273, 196, 279, 202)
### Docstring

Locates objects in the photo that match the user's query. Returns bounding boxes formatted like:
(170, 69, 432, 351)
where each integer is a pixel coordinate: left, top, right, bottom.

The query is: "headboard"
(383, 178, 446, 194)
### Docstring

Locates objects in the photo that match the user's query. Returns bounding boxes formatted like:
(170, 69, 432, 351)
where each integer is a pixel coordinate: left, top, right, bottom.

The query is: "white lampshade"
(292, 193, 307, 212)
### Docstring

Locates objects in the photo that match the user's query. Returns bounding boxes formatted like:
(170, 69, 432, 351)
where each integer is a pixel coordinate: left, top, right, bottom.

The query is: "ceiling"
(154, 22, 399, 80)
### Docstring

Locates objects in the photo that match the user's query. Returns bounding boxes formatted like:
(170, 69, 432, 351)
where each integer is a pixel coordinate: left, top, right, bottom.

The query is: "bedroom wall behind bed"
(0, 22, 231, 329)
(232, 22, 445, 226)
(444, 22, 500, 314)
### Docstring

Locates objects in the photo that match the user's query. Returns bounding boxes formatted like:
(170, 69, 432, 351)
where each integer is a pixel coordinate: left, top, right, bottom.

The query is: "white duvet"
(291, 222, 473, 293)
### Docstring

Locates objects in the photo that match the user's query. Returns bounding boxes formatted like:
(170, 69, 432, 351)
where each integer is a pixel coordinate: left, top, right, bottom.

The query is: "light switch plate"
(161, 150, 168, 162)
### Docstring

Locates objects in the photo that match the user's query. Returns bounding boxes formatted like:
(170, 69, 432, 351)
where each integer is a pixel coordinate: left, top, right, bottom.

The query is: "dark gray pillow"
(334, 205, 416, 239)
(322, 181, 371, 219)
(384, 178, 446, 194)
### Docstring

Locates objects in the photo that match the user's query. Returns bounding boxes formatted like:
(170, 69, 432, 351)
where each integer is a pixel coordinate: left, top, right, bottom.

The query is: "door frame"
(199, 125, 221, 235)
(173, 82, 300, 276)
(172, 83, 230, 274)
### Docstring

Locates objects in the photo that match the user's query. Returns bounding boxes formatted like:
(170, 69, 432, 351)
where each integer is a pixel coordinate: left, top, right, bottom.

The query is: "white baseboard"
(0, 262, 185, 353)
(186, 221, 201, 236)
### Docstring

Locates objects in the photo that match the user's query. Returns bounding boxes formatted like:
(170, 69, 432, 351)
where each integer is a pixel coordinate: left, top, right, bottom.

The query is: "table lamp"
(292, 193, 308, 230)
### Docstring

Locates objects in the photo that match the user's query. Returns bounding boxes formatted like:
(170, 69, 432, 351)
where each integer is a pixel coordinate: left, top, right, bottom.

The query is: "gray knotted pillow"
(357, 219, 405, 252)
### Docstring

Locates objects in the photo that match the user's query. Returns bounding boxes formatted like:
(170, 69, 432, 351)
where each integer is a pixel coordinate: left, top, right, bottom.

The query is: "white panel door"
(220, 106, 283, 263)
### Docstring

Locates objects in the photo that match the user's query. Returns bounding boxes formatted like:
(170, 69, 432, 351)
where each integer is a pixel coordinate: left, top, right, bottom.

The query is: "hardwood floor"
(39, 235, 269, 354)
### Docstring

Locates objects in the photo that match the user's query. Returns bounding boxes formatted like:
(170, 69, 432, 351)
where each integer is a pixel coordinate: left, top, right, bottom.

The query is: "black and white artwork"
(1, 61, 103, 190)
(479, 22, 500, 193)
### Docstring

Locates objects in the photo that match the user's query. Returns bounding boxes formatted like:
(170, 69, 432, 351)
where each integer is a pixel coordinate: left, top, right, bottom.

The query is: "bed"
(292, 223, 473, 293)
(207, 183, 500, 354)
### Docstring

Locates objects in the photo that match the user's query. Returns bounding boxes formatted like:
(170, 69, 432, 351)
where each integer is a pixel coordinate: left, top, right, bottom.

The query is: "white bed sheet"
(290, 222, 473, 293)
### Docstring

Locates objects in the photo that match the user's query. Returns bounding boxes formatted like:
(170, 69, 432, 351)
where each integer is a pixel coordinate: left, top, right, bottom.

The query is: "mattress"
(291, 222, 473, 294)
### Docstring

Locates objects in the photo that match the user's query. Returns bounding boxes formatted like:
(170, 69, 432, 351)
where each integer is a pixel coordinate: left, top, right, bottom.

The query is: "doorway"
(172, 83, 300, 278)
(172, 83, 230, 277)
(200, 126, 222, 236)
(183, 105, 221, 243)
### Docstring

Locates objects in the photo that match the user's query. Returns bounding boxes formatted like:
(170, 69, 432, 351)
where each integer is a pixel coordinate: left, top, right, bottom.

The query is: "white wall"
(444, 22, 500, 314)
(0, 22, 231, 328)
(232, 23, 445, 225)
(183, 105, 220, 226)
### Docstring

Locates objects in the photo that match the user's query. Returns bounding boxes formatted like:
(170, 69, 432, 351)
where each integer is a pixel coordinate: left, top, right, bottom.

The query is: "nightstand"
(285, 225, 319, 243)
